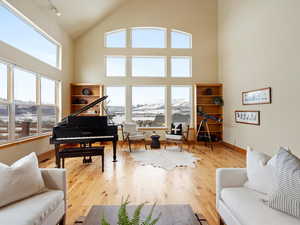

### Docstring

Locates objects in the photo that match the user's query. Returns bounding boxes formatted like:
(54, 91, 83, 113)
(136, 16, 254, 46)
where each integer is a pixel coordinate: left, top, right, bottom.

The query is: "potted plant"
(101, 197, 161, 225)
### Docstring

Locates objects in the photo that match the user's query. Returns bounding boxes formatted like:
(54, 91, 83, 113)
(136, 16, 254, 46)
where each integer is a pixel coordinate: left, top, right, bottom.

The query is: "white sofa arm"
(40, 168, 67, 196)
(216, 168, 247, 205)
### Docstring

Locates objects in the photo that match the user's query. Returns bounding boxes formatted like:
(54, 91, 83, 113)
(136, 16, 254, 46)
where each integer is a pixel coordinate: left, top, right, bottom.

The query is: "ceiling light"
(48, 0, 61, 16)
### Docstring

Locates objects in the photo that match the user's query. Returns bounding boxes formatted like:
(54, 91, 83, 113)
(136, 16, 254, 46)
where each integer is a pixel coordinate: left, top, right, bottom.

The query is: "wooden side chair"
(165, 123, 190, 151)
(121, 122, 147, 152)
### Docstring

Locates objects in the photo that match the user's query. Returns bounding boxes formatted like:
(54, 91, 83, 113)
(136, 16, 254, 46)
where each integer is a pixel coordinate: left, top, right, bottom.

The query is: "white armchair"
(165, 123, 190, 151)
(121, 122, 147, 152)
(0, 168, 67, 225)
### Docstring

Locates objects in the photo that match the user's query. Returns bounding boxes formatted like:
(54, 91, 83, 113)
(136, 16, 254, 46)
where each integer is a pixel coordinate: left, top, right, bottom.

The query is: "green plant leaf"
(118, 196, 131, 225)
(142, 202, 157, 225)
(130, 202, 145, 225)
(100, 217, 111, 225)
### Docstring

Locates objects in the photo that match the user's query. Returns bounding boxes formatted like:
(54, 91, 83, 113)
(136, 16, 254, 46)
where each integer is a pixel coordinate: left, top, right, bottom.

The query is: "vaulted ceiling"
(32, 0, 130, 39)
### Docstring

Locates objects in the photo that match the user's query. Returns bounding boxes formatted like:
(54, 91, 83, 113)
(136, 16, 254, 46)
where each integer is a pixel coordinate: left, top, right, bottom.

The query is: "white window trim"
(171, 29, 193, 49)
(104, 28, 127, 48)
(131, 56, 167, 78)
(131, 27, 167, 49)
(1, 0, 62, 69)
(170, 56, 192, 78)
(105, 55, 127, 77)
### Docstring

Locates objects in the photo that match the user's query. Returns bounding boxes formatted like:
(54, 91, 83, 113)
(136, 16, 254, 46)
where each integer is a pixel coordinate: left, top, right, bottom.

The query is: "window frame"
(170, 56, 192, 78)
(105, 55, 127, 77)
(0, 1, 62, 69)
(171, 29, 192, 49)
(0, 60, 9, 101)
(131, 56, 167, 78)
(131, 27, 167, 49)
(0, 59, 61, 146)
(104, 29, 127, 48)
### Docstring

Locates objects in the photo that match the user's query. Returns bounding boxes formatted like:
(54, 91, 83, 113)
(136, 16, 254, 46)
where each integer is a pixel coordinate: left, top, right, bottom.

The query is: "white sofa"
(216, 168, 300, 225)
(0, 168, 67, 225)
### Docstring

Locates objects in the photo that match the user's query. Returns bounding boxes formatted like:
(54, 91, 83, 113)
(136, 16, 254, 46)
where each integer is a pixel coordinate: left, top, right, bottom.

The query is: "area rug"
(127, 148, 200, 170)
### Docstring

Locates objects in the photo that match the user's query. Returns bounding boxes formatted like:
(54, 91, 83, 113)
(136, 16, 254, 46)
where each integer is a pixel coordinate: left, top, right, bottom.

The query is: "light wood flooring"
(40, 143, 245, 225)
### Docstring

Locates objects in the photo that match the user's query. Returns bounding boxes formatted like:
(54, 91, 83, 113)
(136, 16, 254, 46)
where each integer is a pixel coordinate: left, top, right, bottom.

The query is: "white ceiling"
(32, 0, 129, 39)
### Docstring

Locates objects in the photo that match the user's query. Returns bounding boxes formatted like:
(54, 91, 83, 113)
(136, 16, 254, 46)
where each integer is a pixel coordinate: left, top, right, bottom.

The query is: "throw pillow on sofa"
(244, 146, 277, 195)
(0, 152, 46, 208)
(268, 148, 300, 218)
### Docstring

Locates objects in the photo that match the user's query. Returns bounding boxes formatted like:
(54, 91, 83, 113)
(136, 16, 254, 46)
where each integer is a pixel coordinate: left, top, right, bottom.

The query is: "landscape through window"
(105, 86, 126, 124)
(171, 86, 192, 124)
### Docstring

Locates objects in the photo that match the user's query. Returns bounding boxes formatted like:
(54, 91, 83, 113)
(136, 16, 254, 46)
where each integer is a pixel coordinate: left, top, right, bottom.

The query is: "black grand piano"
(50, 96, 118, 167)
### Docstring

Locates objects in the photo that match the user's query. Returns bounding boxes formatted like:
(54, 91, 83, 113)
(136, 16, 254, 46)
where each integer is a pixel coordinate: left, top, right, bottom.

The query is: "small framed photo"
(235, 110, 260, 125)
(242, 87, 271, 105)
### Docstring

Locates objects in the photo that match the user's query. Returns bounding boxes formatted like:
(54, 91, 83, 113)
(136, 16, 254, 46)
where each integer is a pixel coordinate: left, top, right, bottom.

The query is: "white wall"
(218, 0, 300, 157)
(0, 0, 74, 164)
(75, 0, 218, 85)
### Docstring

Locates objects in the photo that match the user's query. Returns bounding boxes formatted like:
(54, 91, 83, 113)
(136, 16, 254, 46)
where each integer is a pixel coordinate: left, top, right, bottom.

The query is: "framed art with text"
(235, 110, 260, 125)
(242, 87, 271, 105)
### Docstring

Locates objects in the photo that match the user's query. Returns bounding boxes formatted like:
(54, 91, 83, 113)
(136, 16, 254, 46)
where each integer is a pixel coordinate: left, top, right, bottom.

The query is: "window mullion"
(37, 75, 41, 135)
(126, 85, 132, 122)
(9, 65, 15, 141)
(166, 86, 171, 129)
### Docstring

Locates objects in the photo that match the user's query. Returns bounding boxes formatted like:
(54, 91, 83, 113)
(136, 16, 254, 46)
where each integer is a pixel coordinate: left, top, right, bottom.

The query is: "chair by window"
(121, 122, 147, 152)
(165, 123, 190, 151)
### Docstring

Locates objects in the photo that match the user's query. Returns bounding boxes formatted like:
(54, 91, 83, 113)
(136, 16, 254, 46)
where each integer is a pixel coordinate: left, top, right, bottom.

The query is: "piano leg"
(112, 140, 117, 162)
(55, 144, 60, 168)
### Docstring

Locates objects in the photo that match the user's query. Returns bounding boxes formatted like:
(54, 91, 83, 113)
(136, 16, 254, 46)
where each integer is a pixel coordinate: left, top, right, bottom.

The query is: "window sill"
(0, 134, 51, 150)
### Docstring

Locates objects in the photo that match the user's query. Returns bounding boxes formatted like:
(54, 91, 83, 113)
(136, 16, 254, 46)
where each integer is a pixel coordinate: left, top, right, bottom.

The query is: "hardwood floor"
(40, 143, 245, 225)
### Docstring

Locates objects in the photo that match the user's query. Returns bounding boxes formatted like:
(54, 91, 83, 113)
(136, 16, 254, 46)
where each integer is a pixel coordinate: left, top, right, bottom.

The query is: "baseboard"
(222, 141, 246, 154)
(38, 149, 55, 163)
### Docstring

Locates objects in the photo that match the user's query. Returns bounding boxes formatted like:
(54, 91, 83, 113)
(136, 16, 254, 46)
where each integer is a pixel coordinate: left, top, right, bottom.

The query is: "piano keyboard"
(56, 136, 114, 141)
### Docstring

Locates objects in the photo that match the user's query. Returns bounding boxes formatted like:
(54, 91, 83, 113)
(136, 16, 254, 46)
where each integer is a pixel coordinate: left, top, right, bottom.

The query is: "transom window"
(171, 30, 192, 49)
(171, 56, 192, 77)
(0, 2, 60, 68)
(105, 29, 126, 48)
(106, 56, 126, 77)
(132, 56, 166, 77)
(131, 27, 166, 48)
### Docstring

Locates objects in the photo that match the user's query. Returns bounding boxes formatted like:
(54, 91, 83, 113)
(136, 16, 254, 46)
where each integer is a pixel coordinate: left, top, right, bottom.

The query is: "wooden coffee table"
(83, 204, 200, 225)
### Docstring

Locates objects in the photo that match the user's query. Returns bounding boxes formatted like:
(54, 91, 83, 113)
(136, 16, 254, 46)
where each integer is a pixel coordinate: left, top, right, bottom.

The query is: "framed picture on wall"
(242, 87, 271, 105)
(235, 110, 260, 125)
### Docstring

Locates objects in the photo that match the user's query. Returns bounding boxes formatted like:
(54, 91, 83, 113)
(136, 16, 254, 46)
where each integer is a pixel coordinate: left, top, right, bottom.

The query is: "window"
(14, 67, 36, 104)
(0, 3, 60, 68)
(41, 77, 55, 105)
(171, 30, 192, 49)
(0, 59, 60, 144)
(132, 86, 165, 127)
(105, 87, 126, 124)
(41, 106, 56, 133)
(105, 29, 126, 48)
(0, 62, 8, 100)
(171, 86, 192, 124)
(0, 104, 9, 143)
(171, 56, 192, 77)
(132, 56, 165, 77)
(132, 28, 166, 48)
(106, 56, 126, 77)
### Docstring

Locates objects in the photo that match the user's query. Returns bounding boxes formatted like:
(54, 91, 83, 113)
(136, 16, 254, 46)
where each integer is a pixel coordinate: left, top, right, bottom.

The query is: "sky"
(0, 4, 58, 67)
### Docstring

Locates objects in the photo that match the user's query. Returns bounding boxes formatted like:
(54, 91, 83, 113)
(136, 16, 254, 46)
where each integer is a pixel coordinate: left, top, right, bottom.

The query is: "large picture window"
(132, 56, 165, 77)
(132, 86, 165, 127)
(0, 59, 60, 145)
(105, 87, 126, 124)
(0, 3, 60, 68)
(171, 86, 192, 125)
(0, 63, 8, 100)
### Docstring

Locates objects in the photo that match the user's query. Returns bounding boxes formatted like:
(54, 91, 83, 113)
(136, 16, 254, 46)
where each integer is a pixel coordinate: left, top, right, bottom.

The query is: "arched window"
(131, 27, 166, 48)
(105, 29, 126, 48)
(171, 29, 192, 49)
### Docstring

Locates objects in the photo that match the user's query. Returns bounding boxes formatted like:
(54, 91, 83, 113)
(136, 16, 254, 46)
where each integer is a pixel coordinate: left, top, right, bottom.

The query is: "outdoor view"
(0, 104, 8, 143)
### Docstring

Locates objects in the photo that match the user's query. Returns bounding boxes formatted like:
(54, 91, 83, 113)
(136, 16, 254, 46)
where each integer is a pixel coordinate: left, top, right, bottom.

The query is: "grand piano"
(50, 96, 118, 167)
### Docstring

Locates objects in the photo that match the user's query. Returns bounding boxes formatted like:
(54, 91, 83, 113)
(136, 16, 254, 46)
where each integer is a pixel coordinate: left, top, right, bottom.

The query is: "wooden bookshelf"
(194, 83, 223, 142)
(71, 83, 103, 116)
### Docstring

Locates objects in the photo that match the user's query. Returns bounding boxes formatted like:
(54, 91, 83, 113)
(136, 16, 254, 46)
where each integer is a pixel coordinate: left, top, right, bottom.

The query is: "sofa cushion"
(244, 147, 277, 195)
(0, 190, 64, 225)
(0, 152, 46, 208)
(221, 187, 299, 225)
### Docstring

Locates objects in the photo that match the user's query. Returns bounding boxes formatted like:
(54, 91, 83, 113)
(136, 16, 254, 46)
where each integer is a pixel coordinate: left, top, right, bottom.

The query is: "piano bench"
(58, 147, 105, 172)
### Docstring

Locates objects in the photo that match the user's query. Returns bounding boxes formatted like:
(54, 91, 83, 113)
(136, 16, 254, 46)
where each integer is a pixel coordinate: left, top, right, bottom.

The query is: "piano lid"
(57, 96, 108, 126)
